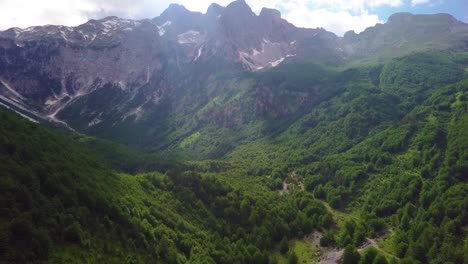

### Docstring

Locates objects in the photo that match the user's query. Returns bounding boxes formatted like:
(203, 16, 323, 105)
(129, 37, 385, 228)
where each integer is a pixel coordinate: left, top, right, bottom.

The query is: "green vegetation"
(180, 132, 201, 148)
(343, 245, 360, 264)
(280, 236, 289, 254)
(222, 51, 467, 264)
(288, 240, 316, 264)
(1, 51, 467, 263)
(0, 109, 333, 263)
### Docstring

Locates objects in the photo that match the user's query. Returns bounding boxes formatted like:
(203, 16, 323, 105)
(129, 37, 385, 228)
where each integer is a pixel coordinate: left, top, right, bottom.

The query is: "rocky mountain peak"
(259, 8, 282, 20)
(343, 30, 358, 42)
(387, 12, 414, 24)
(0, 1, 467, 131)
(160, 3, 193, 20)
(224, 0, 254, 18)
(207, 3, 225, 17)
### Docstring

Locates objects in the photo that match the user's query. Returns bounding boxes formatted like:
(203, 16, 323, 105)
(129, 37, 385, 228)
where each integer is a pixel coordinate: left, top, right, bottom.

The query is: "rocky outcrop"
(0, 0, 466, 137)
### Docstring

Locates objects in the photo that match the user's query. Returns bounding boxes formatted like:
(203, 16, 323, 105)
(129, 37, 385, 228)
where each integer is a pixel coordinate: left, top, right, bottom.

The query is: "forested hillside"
(0, 50, 467, 264)
(0, 109, 333, 263)
(0, 1, 467, 263)
(224, 52, 468, 263)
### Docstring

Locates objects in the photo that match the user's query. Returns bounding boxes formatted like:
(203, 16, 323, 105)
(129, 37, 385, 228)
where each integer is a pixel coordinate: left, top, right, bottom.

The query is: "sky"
(0, 0, 466, 36)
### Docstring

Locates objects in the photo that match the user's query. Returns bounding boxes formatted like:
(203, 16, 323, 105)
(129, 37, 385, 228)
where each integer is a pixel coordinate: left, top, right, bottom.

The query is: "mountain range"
(0, 0, 467, 156)
(0, 1, 467, 263)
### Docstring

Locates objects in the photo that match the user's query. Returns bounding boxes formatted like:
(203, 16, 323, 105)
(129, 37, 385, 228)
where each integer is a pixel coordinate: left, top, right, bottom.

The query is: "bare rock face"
(0, 0, 466, 142)
(0, 0, 342, 128)
(0, 17, 168, 126)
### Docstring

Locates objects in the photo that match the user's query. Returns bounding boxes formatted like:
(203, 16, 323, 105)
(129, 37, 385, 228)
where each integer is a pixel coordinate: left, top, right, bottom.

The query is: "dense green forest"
(0, 109, 333, 263)
(1, 51, 467, 263)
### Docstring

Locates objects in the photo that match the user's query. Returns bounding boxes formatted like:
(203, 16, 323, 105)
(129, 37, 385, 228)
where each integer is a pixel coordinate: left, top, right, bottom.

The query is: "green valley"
(0, 2, 467, 263)
(1, 50, 467, 263)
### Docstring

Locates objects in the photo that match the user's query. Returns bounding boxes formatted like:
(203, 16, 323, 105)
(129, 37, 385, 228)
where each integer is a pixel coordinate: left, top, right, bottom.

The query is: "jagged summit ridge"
(0, 0, 467, 131)
(260, 8, 282, 19)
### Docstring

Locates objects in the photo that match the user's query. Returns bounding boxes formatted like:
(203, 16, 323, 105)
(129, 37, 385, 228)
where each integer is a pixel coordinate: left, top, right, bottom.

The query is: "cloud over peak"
(0, 0, 446, 36)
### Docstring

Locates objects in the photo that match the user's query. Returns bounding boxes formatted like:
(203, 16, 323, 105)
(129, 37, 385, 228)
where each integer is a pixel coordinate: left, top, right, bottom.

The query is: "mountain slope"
(343, 12, 468, 61)
(0, 1, 467, 263)
(0, 109, 333, 263)
(2, 50, 466, 264)
(223, 52, 468, 264)
(0, 1, 467, 146)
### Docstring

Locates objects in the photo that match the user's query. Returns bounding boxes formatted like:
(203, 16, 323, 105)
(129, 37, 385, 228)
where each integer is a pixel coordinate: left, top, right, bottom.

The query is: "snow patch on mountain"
(178, 30, 203, 44)
(88, 117, 102, 127)
(270, 57, 285, 67)
(45, 98, 59, 106)
(238, 39, 296, 71)
(157, 21, 172, 36)
(102, 20, 120, 30)
(101, 18, 140, 32)
(123, 104, 146, 121)
(79, 30, 96, 41)
(194, 45, 204, 61)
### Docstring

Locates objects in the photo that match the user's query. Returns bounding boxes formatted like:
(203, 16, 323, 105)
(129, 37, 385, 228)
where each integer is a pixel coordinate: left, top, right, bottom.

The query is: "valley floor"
(271, 209, 395, 264)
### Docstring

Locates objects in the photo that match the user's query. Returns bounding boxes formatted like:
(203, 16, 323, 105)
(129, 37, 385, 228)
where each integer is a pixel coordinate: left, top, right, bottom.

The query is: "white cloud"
(0, 0, 400, 35)
(240, 0, 386, 35)
(0, 0, 165, 29)
(285, 8, 381, 36)
(0, 0, 91, 29)
(411, 0, 431, 6)
(173, 0, 390, 35)
(368, 0, 403, 7)
(173, 0, 232, 13)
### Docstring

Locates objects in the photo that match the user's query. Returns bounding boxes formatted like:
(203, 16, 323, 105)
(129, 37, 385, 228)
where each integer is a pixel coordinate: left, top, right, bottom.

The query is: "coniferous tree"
(342, 245, 361, 264)
(280, 236, 289, 254)
(288, 251, 298, 264)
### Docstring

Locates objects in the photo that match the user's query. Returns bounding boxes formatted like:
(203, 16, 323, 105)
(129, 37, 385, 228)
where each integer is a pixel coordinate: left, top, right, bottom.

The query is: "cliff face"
(0, 0, 342, 128)
(0, 0, 467, 150)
